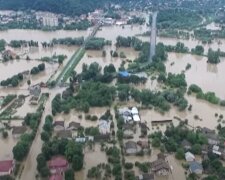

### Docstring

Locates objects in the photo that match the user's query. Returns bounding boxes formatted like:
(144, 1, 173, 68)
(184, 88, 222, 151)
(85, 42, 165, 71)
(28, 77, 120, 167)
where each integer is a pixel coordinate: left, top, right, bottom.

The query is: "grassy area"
(55, 47, 85, 84)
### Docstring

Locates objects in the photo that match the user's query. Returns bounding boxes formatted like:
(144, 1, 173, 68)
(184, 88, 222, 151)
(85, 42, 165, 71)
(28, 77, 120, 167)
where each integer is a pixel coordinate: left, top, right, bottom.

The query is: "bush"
(124, 162, 133, 170)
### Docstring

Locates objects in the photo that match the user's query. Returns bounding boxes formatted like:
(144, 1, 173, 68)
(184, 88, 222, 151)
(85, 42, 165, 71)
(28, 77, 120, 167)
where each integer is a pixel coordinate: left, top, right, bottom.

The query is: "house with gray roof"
(189, 162, 203, 175)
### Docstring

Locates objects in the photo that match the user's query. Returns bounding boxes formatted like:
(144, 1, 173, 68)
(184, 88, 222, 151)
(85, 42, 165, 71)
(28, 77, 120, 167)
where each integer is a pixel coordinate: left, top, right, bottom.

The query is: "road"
(149, 12, 158, 62)
(55, 24, 101, 85)
(18, 88, 64, 180)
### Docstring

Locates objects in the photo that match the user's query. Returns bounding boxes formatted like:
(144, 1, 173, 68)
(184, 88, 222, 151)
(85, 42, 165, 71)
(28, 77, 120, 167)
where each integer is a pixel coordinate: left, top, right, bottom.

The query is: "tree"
(207, 48, 220, 64)
(2, 131, 8, 139)
(13, 141, 29, 161)
(27, 79, 31, 86)
(72, 155, 83, 171)
(65, 169, 74, 180)
(175, 148, 185, 159)
(41, 131, 50, 142)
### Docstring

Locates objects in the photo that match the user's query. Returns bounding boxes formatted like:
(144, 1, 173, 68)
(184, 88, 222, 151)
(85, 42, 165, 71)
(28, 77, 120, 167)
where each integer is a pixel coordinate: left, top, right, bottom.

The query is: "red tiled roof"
(49, 174, 63, 180)
(48, 156, 68, 168)
(0, 160, 13, 172)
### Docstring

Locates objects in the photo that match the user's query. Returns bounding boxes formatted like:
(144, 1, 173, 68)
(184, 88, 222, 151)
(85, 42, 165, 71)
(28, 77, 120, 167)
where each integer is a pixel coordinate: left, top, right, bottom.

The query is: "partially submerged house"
(124, 141, 139, 155)
(67, 121, 81, 131)
(29, 84, 41, 105)
(47, 156, 69, 175)
(137, 173, 154, 180)
(0, 160, 15, 176)
(54, 121, 65, 131)
(56, 130, 72, 139)
(189, 162, 203, 175)
(181, 140, 192, 150)
(123, 124, 135, 138)
(151, 153, 170, 176)
(98, 120, 111, 135)
(12, 126, 27, 138)
(185, 152, 195, 162)
(200, 127, 220, 145)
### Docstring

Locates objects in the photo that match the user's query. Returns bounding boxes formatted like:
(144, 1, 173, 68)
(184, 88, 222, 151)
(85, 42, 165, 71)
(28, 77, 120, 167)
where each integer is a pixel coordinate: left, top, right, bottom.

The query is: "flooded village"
(0, 0, 225, 180)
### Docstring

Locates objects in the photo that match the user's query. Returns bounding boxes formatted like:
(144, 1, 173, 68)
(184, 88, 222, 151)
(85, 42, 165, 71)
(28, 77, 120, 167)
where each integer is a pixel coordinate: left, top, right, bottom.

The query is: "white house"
(185, 152, 195, 162)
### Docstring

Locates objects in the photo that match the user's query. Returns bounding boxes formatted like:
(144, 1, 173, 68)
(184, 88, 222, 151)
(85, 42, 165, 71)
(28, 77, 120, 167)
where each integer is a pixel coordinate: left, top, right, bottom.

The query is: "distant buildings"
(36, 12, 59, 27)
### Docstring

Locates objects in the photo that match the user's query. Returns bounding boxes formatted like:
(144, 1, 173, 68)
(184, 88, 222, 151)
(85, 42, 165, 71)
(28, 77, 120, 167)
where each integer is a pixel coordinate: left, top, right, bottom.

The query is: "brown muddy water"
(0, 29, 88, 42)
(165, 52, 225, 99)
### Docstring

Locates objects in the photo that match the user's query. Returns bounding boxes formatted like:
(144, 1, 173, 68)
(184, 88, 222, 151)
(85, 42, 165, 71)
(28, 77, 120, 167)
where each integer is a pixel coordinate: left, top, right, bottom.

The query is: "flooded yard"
(165, 52, 225, 99)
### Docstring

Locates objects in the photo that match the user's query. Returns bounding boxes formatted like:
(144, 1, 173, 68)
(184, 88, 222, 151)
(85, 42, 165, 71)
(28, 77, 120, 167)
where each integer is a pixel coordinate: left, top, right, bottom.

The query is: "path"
(149, 12, 158, 62)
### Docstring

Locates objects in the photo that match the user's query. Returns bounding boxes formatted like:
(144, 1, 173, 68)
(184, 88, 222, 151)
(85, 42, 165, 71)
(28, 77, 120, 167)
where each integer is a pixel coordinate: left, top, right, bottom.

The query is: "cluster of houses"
(119, 107, 141, 123)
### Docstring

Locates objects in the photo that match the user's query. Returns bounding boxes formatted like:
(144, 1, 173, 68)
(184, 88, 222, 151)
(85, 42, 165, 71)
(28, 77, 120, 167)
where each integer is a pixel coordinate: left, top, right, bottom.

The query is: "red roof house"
(49, 174, 63, 180)
(0, 160, 14, 176)
(48, 156, 69, 174)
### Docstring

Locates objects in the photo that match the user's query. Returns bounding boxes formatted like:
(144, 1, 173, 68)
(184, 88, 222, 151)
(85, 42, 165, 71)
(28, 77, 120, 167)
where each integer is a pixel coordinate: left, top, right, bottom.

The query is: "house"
(201, 127, 215, 135)
(124, 141, 138, 155)
(0, 160, 15, 176)
(98, 120, 111, 134)
(12, 126, 27, 138)
(131, 107, 139, 115)
(137, 141, 149, 149)
(29, 84, 41, 97)
(75, 136, 94, 143)
(57, 130, 72, 139)
(47, 156, 69, 174)
(118, 71, 130, 78)
(189, 162, 203, 175)
(67, 122, 81, 131)
(181, 140, 192, 150)
(212, 145, 222, 156)
(138, 173, 154, 180)
(185, 152, 195, 162)
(157, 153, 166, 160)
(133, 114, 141, 122)
(94, 134, 110, 142)
(54, 121, 65, 131)
(50, 174, 63, 180)
(151, 159, 170, 176)
(206, 133, 220, 145)
(2, 50, 16, 60)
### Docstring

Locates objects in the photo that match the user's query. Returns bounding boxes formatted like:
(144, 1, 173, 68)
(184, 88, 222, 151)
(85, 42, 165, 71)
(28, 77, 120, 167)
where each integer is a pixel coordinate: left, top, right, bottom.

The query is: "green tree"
(72, 155, 83, 171)
(65, 169, 74, 180)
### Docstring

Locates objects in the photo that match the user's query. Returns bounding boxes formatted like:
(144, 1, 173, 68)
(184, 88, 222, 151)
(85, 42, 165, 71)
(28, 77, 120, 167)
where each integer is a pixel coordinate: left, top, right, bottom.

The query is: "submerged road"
(149, 12, 158, 62)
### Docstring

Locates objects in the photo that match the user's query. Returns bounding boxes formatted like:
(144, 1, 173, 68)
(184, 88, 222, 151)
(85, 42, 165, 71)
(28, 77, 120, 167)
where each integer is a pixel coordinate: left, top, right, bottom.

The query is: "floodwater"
(140, 95, 225, 132)
(165, 52, 225, 99)
(96, 25, 148, 44)
(125, 148, 186, 180)
(0, 29, 88, 43)
(0, 60, 58, 88)
(76, 144, 108, 180)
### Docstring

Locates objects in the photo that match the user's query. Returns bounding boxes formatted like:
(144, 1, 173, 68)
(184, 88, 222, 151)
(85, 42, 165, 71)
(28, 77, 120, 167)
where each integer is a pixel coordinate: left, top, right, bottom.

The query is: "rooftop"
(0, 160, 14, 172)
(12, 126, 27, 135)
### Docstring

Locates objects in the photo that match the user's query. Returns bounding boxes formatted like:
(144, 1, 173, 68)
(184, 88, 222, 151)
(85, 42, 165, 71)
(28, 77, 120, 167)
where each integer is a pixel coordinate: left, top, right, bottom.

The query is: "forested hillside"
(0, 0, 106, 16)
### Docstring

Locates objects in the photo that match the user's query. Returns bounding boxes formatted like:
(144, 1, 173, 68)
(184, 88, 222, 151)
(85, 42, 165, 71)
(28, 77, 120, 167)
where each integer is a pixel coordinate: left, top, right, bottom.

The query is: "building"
(50, 174, 63, 180)
(181, 140, 192, 150)
(206, 134, 220, 145)
(151, 154, 170, 176)
(56, 130, 72, 139)
(53, 121, 65, 131)
(94, 134, 110, 142)
(137, 141, 149, 149)
(98, 120, 111, 134)
(47, 156, 69, 175)
(0, 160, 14, 176)
(2, 50, 16, 60)
(189, 162, 203, 175)
(36, 12, 58, 27)
(138, 173, 154, 180)
(124, 141, 138, 155)
(12, 126, 27, 138)
(29, 84, 41, 105)
(212, 145, 222, 156)
(67, 122, 81, 131)
(185, 152, 195, 162)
